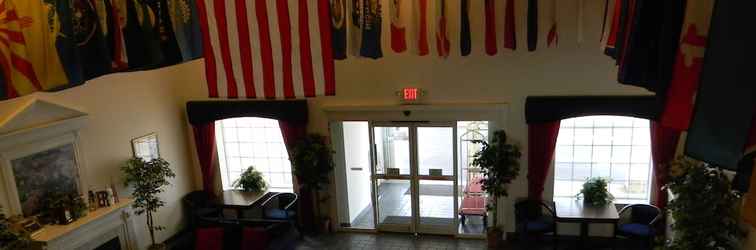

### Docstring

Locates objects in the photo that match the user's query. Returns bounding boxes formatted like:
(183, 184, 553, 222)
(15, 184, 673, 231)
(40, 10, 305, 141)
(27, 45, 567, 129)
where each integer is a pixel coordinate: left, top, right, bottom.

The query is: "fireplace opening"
(94, 237, 121, 250)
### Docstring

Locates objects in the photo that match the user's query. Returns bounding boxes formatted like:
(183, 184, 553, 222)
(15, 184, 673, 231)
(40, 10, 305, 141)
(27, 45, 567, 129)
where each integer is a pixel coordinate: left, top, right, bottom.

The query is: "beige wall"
(0, 66, 197, 249)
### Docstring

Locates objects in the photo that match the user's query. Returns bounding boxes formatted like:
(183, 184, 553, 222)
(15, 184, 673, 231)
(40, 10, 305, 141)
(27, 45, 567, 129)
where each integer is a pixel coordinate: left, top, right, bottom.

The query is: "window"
(553, 116, 652, 203)
(216, 117, 293, 192)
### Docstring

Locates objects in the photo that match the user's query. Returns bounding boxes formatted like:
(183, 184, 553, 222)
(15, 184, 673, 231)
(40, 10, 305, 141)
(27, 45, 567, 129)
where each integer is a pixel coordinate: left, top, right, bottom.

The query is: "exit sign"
(399, 88, 424, 103)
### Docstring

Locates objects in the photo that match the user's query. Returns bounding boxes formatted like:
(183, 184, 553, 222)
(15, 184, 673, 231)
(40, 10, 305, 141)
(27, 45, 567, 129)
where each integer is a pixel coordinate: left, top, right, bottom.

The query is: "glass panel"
(418, 180, 455, 227)
(376, 179, 412, 225)
(418, 127, 454, 176)
(374, 127, 411, 176)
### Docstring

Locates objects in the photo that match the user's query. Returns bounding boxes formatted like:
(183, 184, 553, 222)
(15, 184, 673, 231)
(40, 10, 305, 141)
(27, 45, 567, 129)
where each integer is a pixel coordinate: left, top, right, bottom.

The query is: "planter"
(487, 228, 502, 249)
(148, 243, 167, 250)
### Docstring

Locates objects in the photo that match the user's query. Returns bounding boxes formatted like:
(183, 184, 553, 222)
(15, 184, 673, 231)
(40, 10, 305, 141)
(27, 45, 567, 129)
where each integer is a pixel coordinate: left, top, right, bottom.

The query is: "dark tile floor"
(293, 232, 652, 250)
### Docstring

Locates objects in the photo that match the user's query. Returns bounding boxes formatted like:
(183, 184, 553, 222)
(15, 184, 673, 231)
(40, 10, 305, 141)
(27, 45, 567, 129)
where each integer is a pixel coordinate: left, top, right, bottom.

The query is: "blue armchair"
(614, 204, 661, 249)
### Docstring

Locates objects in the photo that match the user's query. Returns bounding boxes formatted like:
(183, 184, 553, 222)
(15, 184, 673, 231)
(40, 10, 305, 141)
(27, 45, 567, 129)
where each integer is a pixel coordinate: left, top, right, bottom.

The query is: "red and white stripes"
(197, 0, 335, 99)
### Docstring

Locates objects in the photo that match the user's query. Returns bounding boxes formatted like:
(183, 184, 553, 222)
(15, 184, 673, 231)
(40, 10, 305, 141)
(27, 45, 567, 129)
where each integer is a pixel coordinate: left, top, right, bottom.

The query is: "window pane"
(216, 117, 294, 191)
(556, 116, 653, 202)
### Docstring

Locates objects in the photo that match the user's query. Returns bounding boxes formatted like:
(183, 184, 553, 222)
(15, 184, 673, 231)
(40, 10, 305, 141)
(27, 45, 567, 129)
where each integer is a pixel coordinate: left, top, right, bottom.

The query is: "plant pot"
(487, 228, 502, 249)
(321, 217, 331, 233)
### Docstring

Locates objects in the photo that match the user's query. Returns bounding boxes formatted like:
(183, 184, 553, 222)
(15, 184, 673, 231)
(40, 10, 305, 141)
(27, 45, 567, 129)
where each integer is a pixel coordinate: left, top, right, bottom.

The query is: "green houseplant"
(122, 157, 176, 250)
(0, 206, 32, 250)
(233, 166, 268, 193)
(665, 157, 745, 250)
(471, 130, 522, 248)
(291, 134, 335, 233)
(577, 177, 614, 207)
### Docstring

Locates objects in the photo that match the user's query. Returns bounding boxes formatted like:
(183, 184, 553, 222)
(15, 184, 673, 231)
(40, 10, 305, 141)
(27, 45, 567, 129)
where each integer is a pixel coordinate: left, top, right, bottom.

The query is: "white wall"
(342, 122, 372, 223)
(0, 65, 198, 249)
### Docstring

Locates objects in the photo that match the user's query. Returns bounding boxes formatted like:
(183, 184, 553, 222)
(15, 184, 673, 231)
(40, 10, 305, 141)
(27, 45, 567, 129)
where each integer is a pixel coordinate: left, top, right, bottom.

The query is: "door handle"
(350, 167, 363, 171)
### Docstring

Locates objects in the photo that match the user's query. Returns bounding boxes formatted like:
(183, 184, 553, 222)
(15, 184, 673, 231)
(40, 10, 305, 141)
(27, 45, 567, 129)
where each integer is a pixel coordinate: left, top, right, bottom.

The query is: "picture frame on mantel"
(131, 133, 160, 161)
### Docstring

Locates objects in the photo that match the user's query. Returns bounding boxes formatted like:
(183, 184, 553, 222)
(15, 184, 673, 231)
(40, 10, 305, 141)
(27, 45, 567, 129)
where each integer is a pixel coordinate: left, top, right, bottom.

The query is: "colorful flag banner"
(196, 0, 336, 98)
(460, 0, 471, 56)
(414, 0, 430, 56)
(484, 0, 496, 55)
(660, 0, 715, 130)
(435, 0, 450, 58)
(359, 0, 382, 59)
(330, 0, 348, 60)
(0, 0, 200, 101)
(503, 0, 516, 50)
(349, 0, 362, 57)
(527, 0, 538, 51)
(546, 0, 558, 48)
(389, 0, 408, 53)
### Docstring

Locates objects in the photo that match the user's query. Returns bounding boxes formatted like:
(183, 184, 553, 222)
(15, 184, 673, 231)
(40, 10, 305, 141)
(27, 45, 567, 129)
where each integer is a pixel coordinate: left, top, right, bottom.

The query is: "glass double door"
(371, 122, 458, 235)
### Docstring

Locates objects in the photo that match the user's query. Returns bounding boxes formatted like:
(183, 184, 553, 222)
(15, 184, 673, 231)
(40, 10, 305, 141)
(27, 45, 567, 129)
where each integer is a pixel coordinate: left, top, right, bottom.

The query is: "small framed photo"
(131, 133, 159, 161)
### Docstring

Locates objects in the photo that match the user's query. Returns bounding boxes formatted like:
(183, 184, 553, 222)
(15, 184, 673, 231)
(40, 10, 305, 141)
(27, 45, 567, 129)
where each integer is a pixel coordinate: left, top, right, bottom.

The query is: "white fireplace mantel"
(32, 199, 138, 250)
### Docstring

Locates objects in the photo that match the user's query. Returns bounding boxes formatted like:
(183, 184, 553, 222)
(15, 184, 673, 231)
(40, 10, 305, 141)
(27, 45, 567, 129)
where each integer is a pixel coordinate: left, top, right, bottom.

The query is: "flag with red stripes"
(196, 0, 336, 99)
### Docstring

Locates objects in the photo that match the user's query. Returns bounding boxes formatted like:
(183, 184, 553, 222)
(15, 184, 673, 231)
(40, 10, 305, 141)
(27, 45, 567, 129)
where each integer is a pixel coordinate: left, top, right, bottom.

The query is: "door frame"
(328, 103, 508, 237)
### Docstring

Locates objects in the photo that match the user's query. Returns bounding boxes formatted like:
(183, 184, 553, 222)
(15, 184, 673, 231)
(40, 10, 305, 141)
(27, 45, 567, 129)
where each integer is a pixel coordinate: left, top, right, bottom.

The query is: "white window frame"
(215, 117, 294, 192)
(553, 115, 653, 204)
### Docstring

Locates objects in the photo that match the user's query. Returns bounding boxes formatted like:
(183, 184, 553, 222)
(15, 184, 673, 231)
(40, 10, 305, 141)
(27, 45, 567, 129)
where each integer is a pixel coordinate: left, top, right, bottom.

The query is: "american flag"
(196, 0, 336, 99)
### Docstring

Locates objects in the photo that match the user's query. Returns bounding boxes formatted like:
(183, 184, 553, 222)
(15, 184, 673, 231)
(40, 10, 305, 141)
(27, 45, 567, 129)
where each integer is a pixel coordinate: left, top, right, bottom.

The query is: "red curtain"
(192, 123, 217, 193)
(527, 121, 561, 200)
(278, 120, 307, 154)
(650, 122, 680, 209)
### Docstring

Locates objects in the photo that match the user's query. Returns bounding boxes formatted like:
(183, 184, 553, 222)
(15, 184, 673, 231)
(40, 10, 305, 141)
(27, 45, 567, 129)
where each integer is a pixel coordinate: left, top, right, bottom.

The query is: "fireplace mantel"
(32, 198, 137, 250)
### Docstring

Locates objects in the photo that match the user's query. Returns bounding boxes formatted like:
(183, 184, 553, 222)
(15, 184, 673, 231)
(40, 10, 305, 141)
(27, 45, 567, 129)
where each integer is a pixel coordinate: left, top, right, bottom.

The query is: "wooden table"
(554, 198, 620, 249)
(214, 190, 270, 218)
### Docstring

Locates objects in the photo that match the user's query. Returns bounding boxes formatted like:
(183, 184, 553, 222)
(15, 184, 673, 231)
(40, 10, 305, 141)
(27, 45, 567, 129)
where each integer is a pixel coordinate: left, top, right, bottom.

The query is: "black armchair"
(183, 190, 221, 229)
(260, 192, 300, 236)
(614, 204, 661, 249)
(514, 199, 558, 249)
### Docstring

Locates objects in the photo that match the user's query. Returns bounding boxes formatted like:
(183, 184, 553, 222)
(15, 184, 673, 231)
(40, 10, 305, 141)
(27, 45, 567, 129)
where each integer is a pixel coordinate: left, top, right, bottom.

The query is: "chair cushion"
(195, 227, 224, 250)
(265, 209, 296, 220)
(241, 227, 271, 250)
(619, 223, 652, 236)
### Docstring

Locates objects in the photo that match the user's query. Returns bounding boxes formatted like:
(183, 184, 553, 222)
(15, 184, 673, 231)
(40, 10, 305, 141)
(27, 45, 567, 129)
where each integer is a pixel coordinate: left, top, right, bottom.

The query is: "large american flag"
(197, 0, 336, 99)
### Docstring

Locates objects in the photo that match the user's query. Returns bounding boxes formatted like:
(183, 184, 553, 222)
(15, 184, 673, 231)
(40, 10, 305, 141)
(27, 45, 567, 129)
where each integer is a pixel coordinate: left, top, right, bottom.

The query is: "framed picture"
(132, 133, 160, 161)
(0, 134, 84, 217)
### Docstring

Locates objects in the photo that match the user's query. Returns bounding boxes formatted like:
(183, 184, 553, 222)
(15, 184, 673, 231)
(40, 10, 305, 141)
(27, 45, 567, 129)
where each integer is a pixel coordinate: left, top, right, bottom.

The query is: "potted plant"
(122, 157, 176, 250)
(471, 130, 522, 249)
(577, 177, 614, 207)
(0, 206, 32, 250)
(664, 157, 746, 250)
(291, 134, 335, 234)
(233, 166, 268, 193)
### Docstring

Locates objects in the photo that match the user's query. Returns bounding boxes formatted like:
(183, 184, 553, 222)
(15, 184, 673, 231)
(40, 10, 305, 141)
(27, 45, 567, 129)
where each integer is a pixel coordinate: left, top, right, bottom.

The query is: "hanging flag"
(330, 0, 347, 59)
(460, 0, 471, 56)
(196, 0, 336, 99)
(169, 0, 204, 62)
(546, 0, 558, 48)
(359, 0, 382, 59)
(435, 0, 450, 58)
(389, 0, 407, 53)
(527, 0, 537, 51)
(484, 0, 496, 55)
(660, 0, 715, 130)
(146, 0, 184, 66)
(349, 0, 362, 57)
(415, 0, 430, 56)
(103, 0, 129, 70)
(124, 0, 165, 69)
(603, 0, 622, 57)
(503, 0, 516, 50)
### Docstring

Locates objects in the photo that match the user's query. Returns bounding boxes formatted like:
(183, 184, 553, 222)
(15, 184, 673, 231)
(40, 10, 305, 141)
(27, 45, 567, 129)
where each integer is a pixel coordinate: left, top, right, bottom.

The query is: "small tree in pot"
(291, 134, 334, 233)
(472, 130, 522, 248)
(122, 157, 176, 250)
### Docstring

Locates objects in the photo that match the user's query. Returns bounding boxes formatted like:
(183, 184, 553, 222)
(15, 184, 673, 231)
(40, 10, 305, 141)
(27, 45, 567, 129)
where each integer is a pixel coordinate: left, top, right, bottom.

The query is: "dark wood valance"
(186, 100, 308, 125)
(525, 96, 661, 124)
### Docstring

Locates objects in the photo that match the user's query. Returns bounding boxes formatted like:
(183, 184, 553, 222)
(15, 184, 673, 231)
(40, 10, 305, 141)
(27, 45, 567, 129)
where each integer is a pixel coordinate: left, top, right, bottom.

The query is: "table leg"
(579, 222, 589, 249)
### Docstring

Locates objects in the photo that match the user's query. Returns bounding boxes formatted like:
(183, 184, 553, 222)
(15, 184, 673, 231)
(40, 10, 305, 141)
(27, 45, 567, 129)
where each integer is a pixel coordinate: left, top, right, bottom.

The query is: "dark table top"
(214, 190, 270, 208)
(554, 198, 620, 223)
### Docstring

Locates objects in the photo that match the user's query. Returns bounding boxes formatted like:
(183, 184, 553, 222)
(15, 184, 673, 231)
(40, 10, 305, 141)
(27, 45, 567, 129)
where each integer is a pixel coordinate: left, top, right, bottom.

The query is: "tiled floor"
(294, 233, 486, 250)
